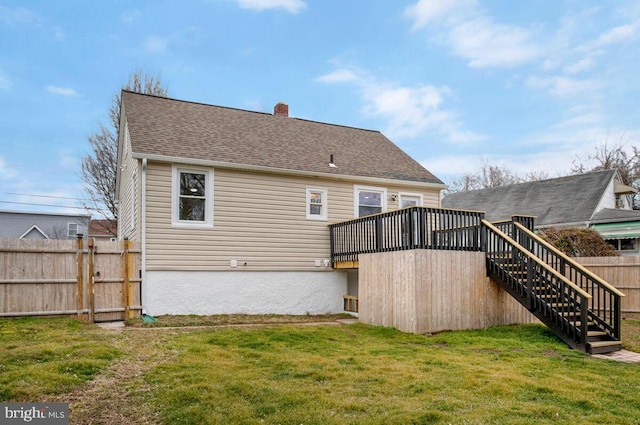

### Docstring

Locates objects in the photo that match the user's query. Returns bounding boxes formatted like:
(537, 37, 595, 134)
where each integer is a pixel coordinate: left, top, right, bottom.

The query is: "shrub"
(538, 227, 618, 257)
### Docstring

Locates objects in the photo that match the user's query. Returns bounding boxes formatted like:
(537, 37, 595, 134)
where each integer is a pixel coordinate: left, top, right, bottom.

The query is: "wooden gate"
(0, 237, 142, 322)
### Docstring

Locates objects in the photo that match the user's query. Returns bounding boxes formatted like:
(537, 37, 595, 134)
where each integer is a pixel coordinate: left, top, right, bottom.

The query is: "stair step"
(587, 331, 608, 338)
(588, 340, 622, 354)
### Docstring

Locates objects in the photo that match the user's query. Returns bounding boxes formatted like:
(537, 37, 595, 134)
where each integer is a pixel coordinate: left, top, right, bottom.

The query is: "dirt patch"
(47, 329, 179, 425)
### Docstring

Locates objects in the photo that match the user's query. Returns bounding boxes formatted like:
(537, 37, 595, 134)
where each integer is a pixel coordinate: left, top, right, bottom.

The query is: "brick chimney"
(274, 102, 289, 117)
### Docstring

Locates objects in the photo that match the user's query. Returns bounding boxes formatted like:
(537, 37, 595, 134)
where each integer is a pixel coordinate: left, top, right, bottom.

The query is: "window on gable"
(307, 188, 327, 220)
(172, 166, 213, 227)
(355, 186, 386, 217)
(68, 223, 78, 239)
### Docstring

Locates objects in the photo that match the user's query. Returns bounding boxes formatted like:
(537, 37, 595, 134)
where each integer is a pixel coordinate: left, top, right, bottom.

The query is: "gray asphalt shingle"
(121, 91, 443, 185)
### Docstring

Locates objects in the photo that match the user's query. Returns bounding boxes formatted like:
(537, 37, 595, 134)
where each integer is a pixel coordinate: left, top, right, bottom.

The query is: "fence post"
(88, 238, 95, 322)
(123, 239, 135, 319)
(76, 235, 84, 320)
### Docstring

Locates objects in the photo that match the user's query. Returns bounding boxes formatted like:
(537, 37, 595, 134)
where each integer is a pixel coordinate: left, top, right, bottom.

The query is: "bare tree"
(447, 161, 548, 193)
(571, 135, 640, 208)
(81, 71, 169, 232)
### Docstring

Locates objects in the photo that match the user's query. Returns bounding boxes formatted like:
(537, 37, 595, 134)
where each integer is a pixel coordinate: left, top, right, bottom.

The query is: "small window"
(620, 238, 637, 251)
(608, 238, 638, 251)
(307, 188, 327, 220)
(68, 223, 78, 238)
(172, 166, 213, 227)
(354, 186, 386, 217)
(399, 193, 423, 208)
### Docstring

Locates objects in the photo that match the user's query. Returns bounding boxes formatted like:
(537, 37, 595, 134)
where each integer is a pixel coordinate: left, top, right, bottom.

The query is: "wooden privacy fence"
(0, 237, 141, 322)
(576, 256, 640, 320)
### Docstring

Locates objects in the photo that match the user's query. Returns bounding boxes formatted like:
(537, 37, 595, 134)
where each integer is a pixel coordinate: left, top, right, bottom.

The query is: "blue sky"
(1, 0, 639, 216)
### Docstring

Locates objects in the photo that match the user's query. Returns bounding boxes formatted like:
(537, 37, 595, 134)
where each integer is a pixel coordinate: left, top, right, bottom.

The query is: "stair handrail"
(482, 220, 592, 300)
(513, 222, 625, 298)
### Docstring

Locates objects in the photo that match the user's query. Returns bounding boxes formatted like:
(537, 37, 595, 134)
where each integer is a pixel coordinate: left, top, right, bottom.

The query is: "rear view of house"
(116, 91, 446, 316)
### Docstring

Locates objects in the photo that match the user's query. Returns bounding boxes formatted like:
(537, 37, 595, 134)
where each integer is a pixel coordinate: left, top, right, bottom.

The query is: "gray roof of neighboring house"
(120, 91, 443, 185)
(441, 170, 618, 226)
(590, 208, 640, 224)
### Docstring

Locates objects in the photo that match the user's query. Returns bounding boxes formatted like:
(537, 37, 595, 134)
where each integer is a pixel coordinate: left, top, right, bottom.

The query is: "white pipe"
(141, 158, 148, 314)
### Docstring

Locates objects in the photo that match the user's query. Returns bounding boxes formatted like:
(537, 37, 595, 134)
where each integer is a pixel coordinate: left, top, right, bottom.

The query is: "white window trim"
(306, 187, 328, 221)
(399, 192, 423, 208)
(354, 185, 387, 218)
(68, 223, 78, 238)
(171, 165, 214, 228)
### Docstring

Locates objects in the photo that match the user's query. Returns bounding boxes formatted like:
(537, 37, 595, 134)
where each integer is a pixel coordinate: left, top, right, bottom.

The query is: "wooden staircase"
(484, 219, 624, 354)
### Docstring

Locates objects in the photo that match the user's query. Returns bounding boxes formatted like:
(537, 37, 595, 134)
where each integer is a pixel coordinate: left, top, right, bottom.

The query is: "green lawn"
(1, 317, 640, 424)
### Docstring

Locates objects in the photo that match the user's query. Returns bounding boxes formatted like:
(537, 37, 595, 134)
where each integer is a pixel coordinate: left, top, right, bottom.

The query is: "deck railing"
(329, 207, 485, 264)
(509, 220, 624, 340)
(483, 220, 592, 348)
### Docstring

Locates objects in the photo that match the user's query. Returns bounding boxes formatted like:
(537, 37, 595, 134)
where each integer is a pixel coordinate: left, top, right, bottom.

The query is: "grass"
(0, 317, 120, 401)
(1, 317, 639, 424)
(125, 313, 353, 328)
(144, 323, 640, 425)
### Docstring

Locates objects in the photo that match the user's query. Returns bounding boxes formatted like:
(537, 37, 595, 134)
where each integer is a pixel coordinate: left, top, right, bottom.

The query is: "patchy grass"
(2, 317, 640, 424)
(145, 323, 640, 425)
(0, 317, 120, 401)
(125, 313, 354, 328)
(622, 319, 640, 352)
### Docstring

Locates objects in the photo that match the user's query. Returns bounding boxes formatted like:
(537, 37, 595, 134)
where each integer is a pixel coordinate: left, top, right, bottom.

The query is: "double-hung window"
(307, 187, 327, 220)
(68, 223, 78, 239)
(172, 166, 213, 227)
(354, 186, 386, 217)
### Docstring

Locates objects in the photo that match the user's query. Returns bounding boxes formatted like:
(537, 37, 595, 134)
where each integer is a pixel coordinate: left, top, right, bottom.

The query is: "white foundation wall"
(144, 270, 348, 316)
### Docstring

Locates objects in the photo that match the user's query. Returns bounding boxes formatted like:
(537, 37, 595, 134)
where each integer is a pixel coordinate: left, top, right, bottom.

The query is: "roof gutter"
(131, 152, 448, 190)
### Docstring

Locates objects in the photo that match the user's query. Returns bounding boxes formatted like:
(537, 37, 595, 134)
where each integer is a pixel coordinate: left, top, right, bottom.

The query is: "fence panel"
(575, 257, 640, 320)
(0, 237, 141, 321)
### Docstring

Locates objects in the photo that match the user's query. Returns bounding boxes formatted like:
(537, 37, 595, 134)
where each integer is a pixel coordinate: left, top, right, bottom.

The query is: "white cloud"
(593, 21, 640, 48)
(316, 66, 483, 144)
(0, 70, 9, 90)
(562, 57, 596, 75)
(121, 10, 140, 25)
(143, 35, 169, 54)
(405, 0, 473, 29)
(405, 0, 541, 68)
(46, 85, 80, 97)
(0, 6, 41, 26)
(236, 0, 306, 14)
(448, 19, 541, 68)
(52, 26, 65, 41)
(314, 69, 358, 84)
(525, 75, 598, 98)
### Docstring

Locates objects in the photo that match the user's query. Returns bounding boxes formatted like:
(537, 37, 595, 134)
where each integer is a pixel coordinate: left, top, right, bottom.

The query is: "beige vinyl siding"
(117, 125, 141, 241)
(145, 161, 441, 271)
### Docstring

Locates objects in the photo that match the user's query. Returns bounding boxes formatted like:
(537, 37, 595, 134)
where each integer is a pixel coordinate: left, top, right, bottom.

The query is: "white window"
(172, 165, 213, 227)
(607, 238, 638, 252)
(399, 193, 423, 208)
(68, 223, 78, 238)
(354, 186, 387, 217)
(306, 187, 328, 220)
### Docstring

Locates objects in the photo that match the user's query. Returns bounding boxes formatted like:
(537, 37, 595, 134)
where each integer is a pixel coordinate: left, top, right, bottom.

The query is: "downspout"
(141, 158, 148, 314)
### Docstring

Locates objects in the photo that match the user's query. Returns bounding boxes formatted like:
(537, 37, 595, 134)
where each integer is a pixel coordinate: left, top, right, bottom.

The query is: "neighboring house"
(88, 219, 117, 241)
(0, 210, 90, 240)
(442, 169, 640, 256)
(116, 91, 446, 316)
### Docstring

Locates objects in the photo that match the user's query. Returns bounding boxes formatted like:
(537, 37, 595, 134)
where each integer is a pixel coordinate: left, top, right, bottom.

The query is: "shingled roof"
(121, 91, 443, 185)
(442, 170, 619, 226)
